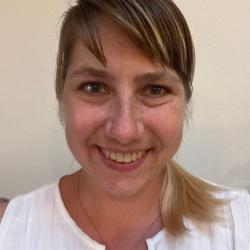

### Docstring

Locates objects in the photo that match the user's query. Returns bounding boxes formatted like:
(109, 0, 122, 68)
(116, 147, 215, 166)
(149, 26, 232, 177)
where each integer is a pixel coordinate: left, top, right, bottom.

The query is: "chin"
(97, 176, 155, 200)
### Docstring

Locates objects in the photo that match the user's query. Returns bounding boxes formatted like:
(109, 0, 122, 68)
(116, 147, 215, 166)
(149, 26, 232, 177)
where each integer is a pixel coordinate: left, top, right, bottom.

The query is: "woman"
(0, 0, 249, 249)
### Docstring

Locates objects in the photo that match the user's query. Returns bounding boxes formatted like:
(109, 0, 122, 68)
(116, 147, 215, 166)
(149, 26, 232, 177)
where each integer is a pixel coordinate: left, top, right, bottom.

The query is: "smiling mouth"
(101, 148, 147, 163)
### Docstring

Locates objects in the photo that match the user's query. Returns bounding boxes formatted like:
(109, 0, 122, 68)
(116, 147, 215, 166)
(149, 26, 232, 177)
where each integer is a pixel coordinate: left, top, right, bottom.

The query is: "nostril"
(104, 116, 143, 144)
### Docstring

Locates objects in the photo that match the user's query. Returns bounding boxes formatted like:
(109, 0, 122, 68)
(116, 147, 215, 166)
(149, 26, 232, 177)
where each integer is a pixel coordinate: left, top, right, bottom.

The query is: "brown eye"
(79, 82, 108, 95)
(144, 85, 169, 97)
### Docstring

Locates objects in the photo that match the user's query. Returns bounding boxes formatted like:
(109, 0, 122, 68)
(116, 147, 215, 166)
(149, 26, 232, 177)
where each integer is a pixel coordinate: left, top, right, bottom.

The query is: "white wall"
(0, 1, 249, 198)
(175, 0, 250, 189)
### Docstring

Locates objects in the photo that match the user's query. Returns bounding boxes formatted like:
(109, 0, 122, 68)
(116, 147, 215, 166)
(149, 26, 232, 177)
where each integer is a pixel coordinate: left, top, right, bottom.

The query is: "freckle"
(169, 104, 181, 116)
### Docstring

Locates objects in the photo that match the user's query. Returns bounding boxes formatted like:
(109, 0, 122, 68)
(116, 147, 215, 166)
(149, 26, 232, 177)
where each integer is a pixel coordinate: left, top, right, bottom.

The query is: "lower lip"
(96, 147, 149, 172)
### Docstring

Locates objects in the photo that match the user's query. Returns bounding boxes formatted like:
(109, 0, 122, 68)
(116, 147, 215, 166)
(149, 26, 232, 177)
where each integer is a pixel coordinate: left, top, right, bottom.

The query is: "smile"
(101, 148, 146, 163)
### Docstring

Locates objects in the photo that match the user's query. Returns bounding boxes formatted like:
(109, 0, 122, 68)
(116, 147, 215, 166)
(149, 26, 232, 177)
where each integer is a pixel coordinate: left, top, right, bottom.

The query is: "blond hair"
(161, 160, 225, 235)
(56, 0, 225, 235)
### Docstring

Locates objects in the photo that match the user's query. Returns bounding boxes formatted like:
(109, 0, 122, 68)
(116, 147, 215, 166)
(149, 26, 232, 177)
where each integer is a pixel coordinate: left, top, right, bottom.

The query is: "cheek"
(64, 104, 90, 136)
(144, 102, 185, 147)
(62, 101, 106, 146)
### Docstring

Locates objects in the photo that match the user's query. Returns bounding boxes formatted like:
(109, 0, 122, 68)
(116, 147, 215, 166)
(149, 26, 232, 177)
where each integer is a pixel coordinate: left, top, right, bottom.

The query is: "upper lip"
(96, 146, 150, 153)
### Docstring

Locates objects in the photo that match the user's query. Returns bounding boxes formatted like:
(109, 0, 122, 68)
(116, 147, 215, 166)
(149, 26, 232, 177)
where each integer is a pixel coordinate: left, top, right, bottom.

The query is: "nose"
(105, 96, 144, 145)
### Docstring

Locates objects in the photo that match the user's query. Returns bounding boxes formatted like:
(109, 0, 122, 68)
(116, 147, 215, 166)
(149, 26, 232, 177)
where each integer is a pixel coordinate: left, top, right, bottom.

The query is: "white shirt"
(0, 182, 249, 250)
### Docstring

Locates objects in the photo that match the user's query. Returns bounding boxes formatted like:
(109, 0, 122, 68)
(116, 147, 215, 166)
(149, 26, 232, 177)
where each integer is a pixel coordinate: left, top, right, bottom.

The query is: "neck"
(78, 170, 162, 224)
(59, 170, 164, 250)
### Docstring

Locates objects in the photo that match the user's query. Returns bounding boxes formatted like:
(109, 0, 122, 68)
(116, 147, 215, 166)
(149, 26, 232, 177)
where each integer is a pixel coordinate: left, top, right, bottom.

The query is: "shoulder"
(220, 188, 250, 247)
(0, 182, 58, 225)
(212, 183, 250, 213)
(11, 182, 58, 209)
(202, 179, 250, 203)
(224, 188, 250, 222)
(214, 186, 250, 240)
(202, 181, 250, 233)
(215, 185, 250, 206)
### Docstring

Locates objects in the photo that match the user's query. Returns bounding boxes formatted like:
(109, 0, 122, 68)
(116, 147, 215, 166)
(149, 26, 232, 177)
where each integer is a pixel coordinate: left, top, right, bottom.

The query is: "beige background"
(0, 1, 249, 198)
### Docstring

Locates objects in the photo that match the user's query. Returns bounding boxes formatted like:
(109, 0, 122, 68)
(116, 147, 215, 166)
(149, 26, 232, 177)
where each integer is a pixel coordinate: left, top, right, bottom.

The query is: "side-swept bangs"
(56, 0, 195, 101)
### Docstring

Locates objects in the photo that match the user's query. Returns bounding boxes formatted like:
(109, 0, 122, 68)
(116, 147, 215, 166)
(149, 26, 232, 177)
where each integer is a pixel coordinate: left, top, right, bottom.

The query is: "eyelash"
(78, 82, 107, 95)
(78, 82, 171, 98)
(143, 84, 171, 97)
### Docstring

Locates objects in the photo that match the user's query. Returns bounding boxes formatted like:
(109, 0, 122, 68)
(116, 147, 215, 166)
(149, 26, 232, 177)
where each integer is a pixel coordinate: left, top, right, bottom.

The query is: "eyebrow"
(68, 66, 110, 80)
(68, 65, 181, 83)
(135, 70, 181, 84)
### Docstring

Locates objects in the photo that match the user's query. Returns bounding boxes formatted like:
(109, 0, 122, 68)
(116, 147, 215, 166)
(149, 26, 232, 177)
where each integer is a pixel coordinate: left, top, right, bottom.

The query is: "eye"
(79, 82, 108, 95)
(143, 84, 170, 97)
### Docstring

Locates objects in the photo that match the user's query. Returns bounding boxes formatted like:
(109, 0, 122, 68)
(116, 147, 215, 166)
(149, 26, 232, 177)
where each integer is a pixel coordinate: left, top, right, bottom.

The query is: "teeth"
(116, 153, 123, 163)
(104, 150, 110, 158)
(132, 153, 137, 161)
(101, 149, 146, 163)
(110, 152, 116, 160)
(137, 151, 143, 158)
(124, 153, 132, 163)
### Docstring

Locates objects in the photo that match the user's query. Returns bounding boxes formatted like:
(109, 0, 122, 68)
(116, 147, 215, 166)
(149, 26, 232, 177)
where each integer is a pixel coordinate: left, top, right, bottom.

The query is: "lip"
(98, 146, 148, 154)
(96, 146, 150, 172)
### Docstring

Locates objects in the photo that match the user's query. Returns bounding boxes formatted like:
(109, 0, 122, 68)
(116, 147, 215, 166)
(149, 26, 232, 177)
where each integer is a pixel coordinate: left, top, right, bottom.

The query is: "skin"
(0, 201, 8, 223)
(60, 17, 187, 249)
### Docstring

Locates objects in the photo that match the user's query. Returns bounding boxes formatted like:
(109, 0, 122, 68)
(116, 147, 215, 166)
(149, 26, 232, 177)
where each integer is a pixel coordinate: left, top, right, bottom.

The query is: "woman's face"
(61, 17, 186, 198)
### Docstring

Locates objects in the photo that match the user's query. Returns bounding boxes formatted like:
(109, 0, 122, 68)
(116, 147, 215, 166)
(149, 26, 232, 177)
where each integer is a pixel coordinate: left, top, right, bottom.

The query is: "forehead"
(66, 16, 182, 85)
(70, 20, 161, 69)
(98, 16, 140, 55)
(69, 16, 150, 66)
